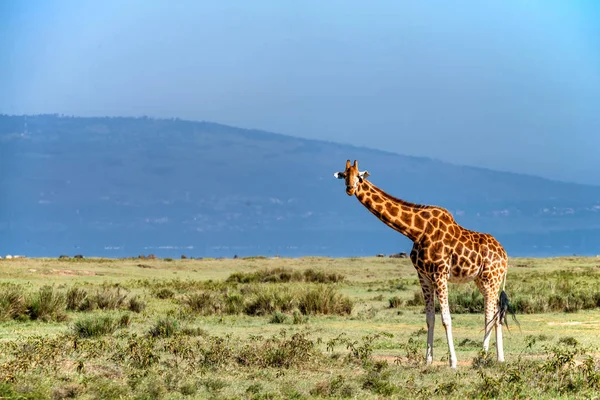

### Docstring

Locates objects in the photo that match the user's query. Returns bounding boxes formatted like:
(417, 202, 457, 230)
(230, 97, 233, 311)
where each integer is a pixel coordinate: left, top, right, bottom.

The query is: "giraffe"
(334, 160, 512, 368)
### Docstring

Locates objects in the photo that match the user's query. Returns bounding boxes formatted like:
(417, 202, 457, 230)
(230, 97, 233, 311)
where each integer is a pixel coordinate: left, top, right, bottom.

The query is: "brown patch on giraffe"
(448, 224, 459, 237)
(445, 234, 458, 247)
(372, 194, 382, 203)
(429, 242, 444, 261)
(420, 210, 432, 219)
(386, 203, 399, 217)
(381, 212, 392, 223)
(424, 222, 435, 236)
(438, 221, 449, 232)
(413, 216, 425, 230)
(400, 212, 412, 226)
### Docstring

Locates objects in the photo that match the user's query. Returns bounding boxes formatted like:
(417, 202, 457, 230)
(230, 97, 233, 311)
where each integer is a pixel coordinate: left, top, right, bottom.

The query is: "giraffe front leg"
(419, 276, 435, 365)
(435, 280, 457, 369)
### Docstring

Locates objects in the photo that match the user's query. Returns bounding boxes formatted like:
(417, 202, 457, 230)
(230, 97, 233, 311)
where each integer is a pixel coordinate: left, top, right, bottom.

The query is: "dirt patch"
(46, 269, 96, 276)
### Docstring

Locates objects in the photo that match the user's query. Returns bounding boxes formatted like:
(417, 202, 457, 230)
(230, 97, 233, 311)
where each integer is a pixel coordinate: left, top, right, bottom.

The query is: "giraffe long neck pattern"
(355, 179, 429, 243)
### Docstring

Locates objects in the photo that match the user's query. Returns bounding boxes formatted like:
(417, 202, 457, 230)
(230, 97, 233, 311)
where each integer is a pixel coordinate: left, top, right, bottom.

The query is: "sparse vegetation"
(0, 256, 598, 398)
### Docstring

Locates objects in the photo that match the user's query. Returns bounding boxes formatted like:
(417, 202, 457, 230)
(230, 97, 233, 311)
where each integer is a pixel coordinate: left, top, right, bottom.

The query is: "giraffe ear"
(333, 172, 345, 179)
(358, 170, 370, 181)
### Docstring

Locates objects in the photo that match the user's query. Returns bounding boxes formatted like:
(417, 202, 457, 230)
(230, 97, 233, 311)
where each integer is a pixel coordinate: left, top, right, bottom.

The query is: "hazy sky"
(2, 1, 600, 184)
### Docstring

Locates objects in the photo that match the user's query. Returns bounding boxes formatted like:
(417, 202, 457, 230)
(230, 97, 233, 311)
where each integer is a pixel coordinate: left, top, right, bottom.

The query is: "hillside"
(2, 114, 600, 257)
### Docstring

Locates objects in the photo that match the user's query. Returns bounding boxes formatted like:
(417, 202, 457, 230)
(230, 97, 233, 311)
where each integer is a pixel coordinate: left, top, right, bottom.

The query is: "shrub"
(244, 286, 295, 316)
(269, 312, 289, 324)
(225, 267, 345, 284)
(0, 284, 27, 321)
(66, 287, 90, 311)
(149, 318, 179, 338)
(73, 314, 126, 338)
(183, 284, 352, 317)
(183, 291, 225, 315)
(94, 286, 128, 310)
(28, 286, 67, 322)
(310, 375, 356, 398)
(128, 296, 146, 313)
(237, 331, 317, 368)
(180, 326, 208, 337)
(298, 285, 353, 316)
(388, 296, 403, 308)
(292, 310, 308, 324)
(153, 288, 175, 300)
(303, 269, 345, 283)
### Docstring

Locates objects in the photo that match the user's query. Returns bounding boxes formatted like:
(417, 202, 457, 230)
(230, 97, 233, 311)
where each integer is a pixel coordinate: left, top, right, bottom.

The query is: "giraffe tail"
(484, 290, 521, 334)
(496, 290, 520, 332)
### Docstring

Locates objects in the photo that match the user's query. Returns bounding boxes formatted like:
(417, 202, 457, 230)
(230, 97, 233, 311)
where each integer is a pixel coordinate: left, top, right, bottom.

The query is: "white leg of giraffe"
(418, 275, 435, 365)
(481, 294, 493, 353)
(495, 321, 504, 362)
(435, 280, 457, 369)
(478, 278, 504, 362)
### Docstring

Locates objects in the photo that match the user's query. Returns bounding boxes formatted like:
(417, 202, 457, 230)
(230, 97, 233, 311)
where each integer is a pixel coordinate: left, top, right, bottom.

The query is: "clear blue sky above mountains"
(2, 1, 599, 184)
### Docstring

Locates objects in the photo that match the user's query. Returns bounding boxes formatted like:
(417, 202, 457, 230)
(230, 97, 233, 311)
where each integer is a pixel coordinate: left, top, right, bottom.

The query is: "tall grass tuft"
(66, 286, 90, 311)
(73, 314, 128, 338)
(27, 285, 67, 322)
(244, 286, 296, 316)
(149, 317, 179, 338)
(299, 285, 353, 316)
(0, 284, 28, 321)
(128, 296, 146, 313)
(94, 285, 128, 310)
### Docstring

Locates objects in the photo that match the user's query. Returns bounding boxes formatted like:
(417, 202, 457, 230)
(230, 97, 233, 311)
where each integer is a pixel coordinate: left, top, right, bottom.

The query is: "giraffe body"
(334, 160, 509, 368)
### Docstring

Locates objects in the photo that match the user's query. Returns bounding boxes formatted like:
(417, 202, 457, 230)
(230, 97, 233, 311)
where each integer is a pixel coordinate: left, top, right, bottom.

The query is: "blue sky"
(2, 1, 599, 184)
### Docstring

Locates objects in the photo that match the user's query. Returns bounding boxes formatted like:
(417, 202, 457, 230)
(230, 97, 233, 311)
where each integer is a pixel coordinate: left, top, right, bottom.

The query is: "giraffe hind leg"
(477, 278, 504, 361)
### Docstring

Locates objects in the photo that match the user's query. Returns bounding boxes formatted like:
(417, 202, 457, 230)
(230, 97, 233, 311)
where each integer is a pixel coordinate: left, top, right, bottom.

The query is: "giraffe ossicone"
(334, 159, 515, 368)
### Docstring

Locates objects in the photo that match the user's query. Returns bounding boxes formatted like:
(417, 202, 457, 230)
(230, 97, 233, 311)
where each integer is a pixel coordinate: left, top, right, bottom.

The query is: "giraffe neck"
(355, 179, 429, 243)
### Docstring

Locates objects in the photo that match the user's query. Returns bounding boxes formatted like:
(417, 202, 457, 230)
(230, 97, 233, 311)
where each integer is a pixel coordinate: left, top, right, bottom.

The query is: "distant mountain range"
(2, 114, 600, 258)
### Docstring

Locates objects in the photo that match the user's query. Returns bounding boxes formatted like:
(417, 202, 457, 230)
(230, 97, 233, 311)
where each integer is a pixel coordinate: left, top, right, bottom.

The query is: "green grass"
(0, 255, 599, 398)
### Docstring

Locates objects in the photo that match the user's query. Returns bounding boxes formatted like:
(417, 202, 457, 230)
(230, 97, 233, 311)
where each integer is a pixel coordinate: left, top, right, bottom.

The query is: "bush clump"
(73, 314, 129, 338)
(27, 286, 67, 322)
(183, 284, 353, 317)
(226, 268, 345, 284)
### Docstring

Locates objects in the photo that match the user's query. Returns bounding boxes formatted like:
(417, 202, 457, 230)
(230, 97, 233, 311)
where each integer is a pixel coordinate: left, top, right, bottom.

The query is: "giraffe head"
(333, 159, 370, 196)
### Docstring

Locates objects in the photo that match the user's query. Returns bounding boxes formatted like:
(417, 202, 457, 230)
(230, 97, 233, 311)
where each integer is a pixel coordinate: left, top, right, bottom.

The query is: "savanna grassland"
(0, 255, 600, 399)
